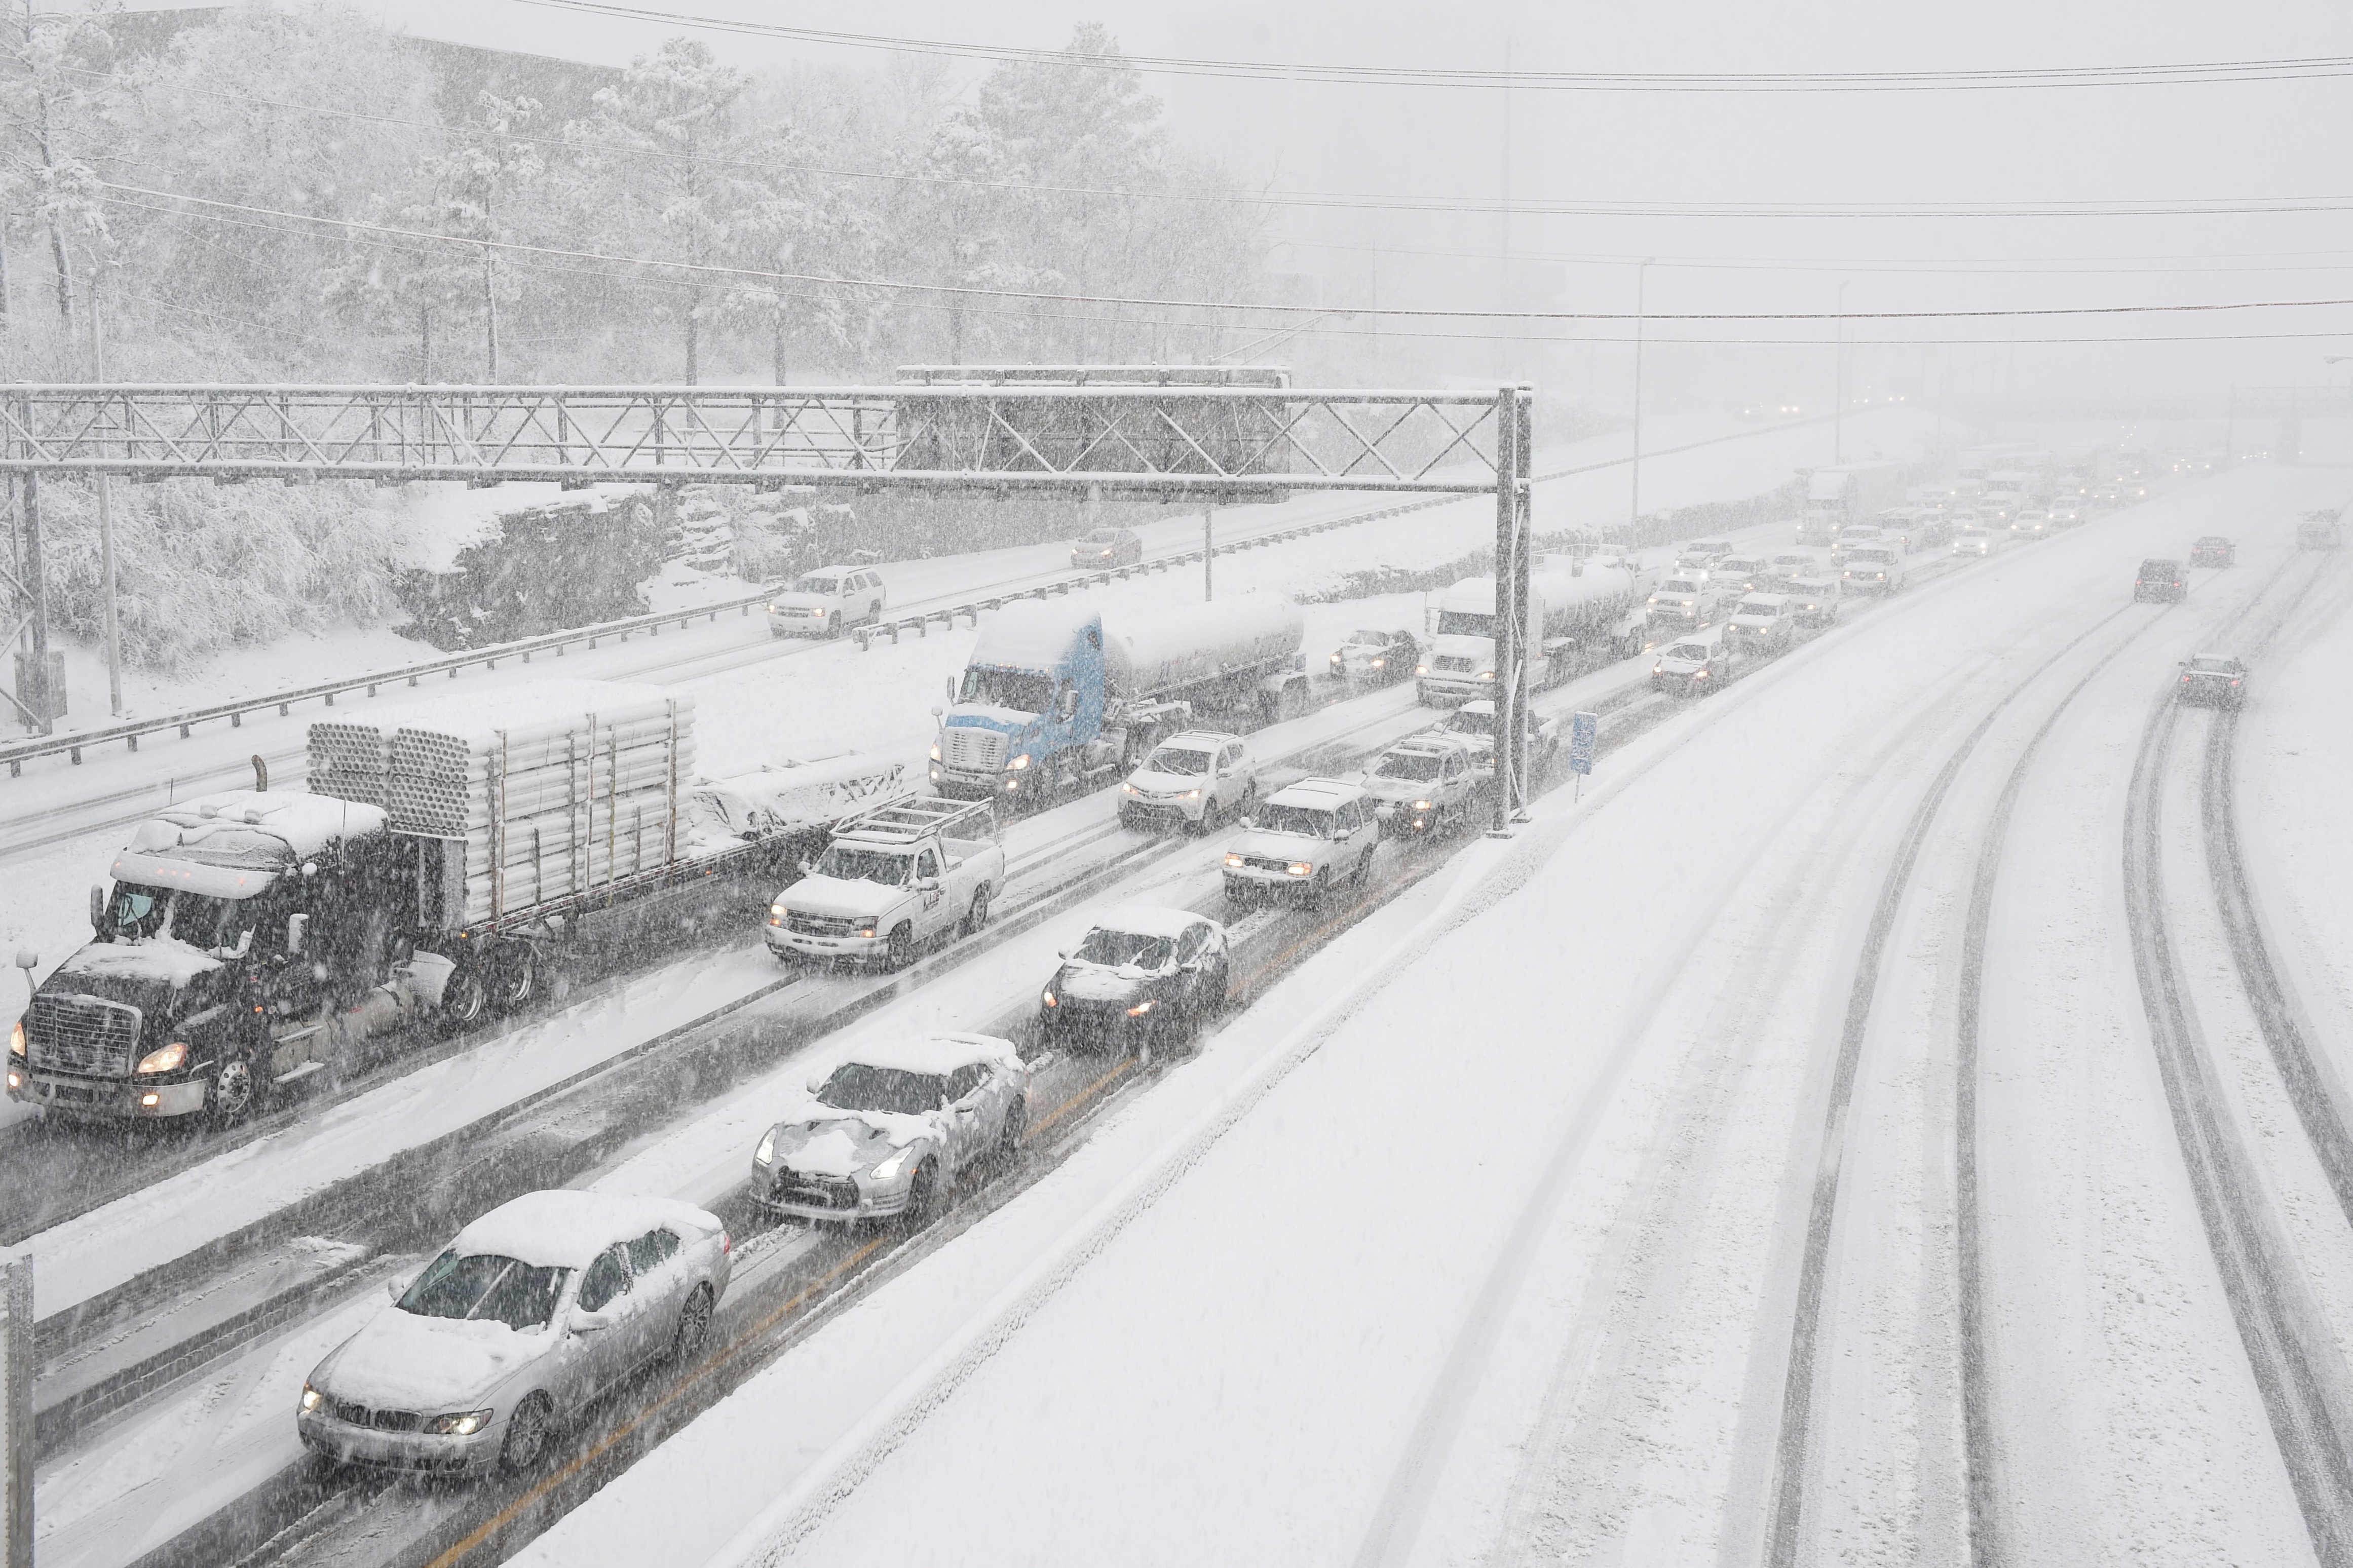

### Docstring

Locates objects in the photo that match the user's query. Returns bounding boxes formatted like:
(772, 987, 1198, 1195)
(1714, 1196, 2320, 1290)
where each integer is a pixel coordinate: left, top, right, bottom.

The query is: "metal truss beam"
(0, 385, 1508, 495)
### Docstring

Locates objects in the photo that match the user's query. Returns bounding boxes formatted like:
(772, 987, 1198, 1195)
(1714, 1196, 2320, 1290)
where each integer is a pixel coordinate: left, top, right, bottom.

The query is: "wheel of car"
(902, 1160, 941, 1228)
(209, 1046, 272, 1125)
(884, 923, 915, 973)
(501, 1392, 554, 1473)
(1351, 847, 1374, 889)
(961, 887, 991, 936)
(997, 1095, 1028, 1166)
(668, 1285, 714, 1365)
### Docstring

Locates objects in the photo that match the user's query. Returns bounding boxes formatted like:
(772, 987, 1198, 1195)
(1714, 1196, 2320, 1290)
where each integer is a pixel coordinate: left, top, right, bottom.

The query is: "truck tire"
(438, 966, 491, 1035)
(210, 1046, 272, 1124)
(492, 944, 539, 1013)
(884, 922, 915, 973)
(961, 887, 992, 937)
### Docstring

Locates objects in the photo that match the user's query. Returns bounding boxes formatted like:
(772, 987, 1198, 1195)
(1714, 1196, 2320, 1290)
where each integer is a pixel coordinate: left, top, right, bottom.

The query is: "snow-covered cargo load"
(686, 754, 914, 853)
(933, 594, 1310, 807)
(1416, 558, 1648, 705)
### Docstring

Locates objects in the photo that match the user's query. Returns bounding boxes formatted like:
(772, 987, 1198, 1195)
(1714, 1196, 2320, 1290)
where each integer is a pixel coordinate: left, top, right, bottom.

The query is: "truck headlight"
(769, 903, 788, 927)
(929, 742, 940, 761)
(1042, 988, 1057, 1007)
(425, 1408, 494, 1436)
(1178, 789, 1199, 800)
(812, 607, 827, 616)
(136, 1041, 188, 1075)
(1479, 670, 1495, 680)
(1225, 853, 1246, 869)
(1126, 999, 1156, 1018)
(755, 1127, 777, 1165)
(1413, 800, 1432, 812)
(1415, 665, 1428, 676)
(870, 1145, 916, 1182)
(1007, 754, 1030, 770)
(300, 1383, 325, 1414)
(8, 1022, 21, 1058)
(1286, 862, 1314, 877)
(1121, 782, 1138, 793)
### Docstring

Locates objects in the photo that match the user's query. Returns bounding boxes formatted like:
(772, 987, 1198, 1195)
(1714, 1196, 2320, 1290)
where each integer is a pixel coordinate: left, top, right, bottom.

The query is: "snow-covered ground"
(508, 467, 2352, 1567)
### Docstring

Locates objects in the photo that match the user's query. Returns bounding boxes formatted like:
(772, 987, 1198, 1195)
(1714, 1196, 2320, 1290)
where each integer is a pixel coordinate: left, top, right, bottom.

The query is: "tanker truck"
(928, 592, 1308, 808)
(1414, 557, 1651, 706)
(7, 682, 907, 1124)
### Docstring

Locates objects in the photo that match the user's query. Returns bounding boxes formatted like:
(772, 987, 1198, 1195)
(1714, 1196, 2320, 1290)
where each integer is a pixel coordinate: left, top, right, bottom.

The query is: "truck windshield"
(1145, 746, 1212, 776)
(1375, 751, 1444, 781)
(957, 668, 1054, 714)
(102, 885, 260, 950)
(813, 847, 912, 886)
(398, 1251, 568, 1332)
(1448, 710, 1495, 737)
(1257, 804, 1336, 837)
(1434, 610, 1495, 638)
(1073, 929, 1174, 969)
(817, 1063, 948, 1115)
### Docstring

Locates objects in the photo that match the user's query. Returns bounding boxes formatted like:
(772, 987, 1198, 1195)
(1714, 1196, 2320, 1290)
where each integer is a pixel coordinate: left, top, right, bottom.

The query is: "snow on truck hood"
(781, 873, 902, 916)
(320, 1307, 551, 1411)
(55, 936, 223, 989)
(945, 705, 1036, 732)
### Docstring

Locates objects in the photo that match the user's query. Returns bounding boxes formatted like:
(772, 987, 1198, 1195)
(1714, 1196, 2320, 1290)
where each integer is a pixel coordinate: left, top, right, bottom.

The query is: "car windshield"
(1348, 630, 1388, 646)
(1257, 804, 1337, 837)
(792, 576, 839, 595)
(818, 1063, 950, 1115)
(1145, 746, 1213, 776)
(100, 885, 262, 950)
(1074, 928, 1175, 969)
(1375, 750, 1445, 781)
(812, 847, 912, 886)
(957, 668, 1054, 713)
(1082, 530, 1120, 545)
(2188, 657, 2238, 673)
(1667, 643, 1710, 660)
(2141, 560, 2177, 573)
(1448, 709, 1495, 737)
(399, 1250, 570, 1331)
(1661, 580, 1700, 595)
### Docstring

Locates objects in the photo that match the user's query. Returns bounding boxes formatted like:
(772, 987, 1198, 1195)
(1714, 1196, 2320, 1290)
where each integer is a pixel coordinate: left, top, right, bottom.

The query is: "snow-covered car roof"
(1456, 699, 1497, 716)
(451, 1190, 720, 1272)
(834, 1031, 1023, 1078)
(1084, 904, 1216, 940)
(1151, 731, 1241, 753)
(1733, 594, 1791, 614)
(799, 563, 872, 579)
(1264, 776, 1366, 810)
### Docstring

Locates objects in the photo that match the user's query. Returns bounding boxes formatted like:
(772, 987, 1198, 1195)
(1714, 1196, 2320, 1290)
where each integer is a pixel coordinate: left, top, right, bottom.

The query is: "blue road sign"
(1568, 710, 1599, 775)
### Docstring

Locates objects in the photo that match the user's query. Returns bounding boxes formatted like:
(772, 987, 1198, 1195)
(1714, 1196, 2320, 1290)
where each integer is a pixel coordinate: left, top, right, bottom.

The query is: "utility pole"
(1834, 279, 1851, 465)
(1488, 385, 1530, 838)
(1202, 505, 1213, 600)
(1496, 36, 1512, 384)
(1629, 257, 1654, 539)
(90, 269, 121, 717)
(482, 248, 499, 382)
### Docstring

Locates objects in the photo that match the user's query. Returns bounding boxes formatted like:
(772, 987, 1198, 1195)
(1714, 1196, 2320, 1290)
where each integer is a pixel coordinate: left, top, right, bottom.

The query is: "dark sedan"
(2189, 536, 2235, 568)
(2176, 654, 2248, 708)
(1072, 527, 1144, 569)
(1040, 907, 1229, 1055)
(2134, 558, 2186, 602)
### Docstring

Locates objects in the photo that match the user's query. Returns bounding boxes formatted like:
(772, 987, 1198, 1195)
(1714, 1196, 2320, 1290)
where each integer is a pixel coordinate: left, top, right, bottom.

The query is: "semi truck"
(1795, 463, 1910, 544)
(8, 684, 908, 1123)
(1415, 558, 1651, 706)
(928, 592, 1308, 807)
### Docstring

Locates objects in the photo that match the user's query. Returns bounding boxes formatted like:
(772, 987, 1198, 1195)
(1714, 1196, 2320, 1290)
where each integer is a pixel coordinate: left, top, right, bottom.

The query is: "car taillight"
(722, 1232, 732, 1255)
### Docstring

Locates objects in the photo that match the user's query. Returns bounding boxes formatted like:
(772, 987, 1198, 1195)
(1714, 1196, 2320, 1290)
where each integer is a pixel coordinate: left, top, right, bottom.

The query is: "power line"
(505, 2, 2353, 95)
(1276, 236, 2353, 278)
(96, 180, 2353, 322)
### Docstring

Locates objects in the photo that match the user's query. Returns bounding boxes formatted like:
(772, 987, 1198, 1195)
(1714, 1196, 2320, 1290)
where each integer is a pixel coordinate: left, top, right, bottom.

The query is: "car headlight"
(1178, 789, 1199, 800)
(767, 602, 780, 613)
(1126, 999, 1156, 1018)
(1415, 665, 1428, 676)
(1652, 663, 1663, 674)
(1413, 800, 1432, 812)
(8, 1021, 21, 1058)
(1225, 853, 1246, 869)
(425, 1408, 494, 1436)
(1478, 670, 1495, 680)
(1330, 653, 1343, 665)
(1121, 782, 1138, 793)
(1370, 658, 1384, 668)
(1007, 754, 1030, 771)
(870, 1145, 917, 1182)
(1286, 862, 1314, 877)
(755, 1127, 777, 1166)
(135, 1041, 188, 1075)
(1042, 988, 1057, 1008)
(300, 1383, 325, 1414)
(812, 607, 827, 616)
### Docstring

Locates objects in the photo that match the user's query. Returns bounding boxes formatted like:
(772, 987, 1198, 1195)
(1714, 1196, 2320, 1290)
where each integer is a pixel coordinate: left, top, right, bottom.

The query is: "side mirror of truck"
(300, 861, 318, 880)
(915, 876, 940, 893)
(13, 951, 34, 973)
(286, 913, 309, 957)
(1238, 816, 1255, 829)
(89, 885, 106, 935)
(931, 705, 943, 719)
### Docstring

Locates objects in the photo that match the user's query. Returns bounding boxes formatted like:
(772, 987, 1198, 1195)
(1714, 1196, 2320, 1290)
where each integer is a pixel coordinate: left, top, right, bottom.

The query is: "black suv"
(2134, 559, 2186, 602)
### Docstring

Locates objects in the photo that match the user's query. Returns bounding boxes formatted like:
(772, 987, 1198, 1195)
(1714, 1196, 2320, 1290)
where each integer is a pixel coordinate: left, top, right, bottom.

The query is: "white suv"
(767, 566, 888, 638)
(1221, 778, 1380, 907)
(1118, 731, 1259, 833)
(1840, 545, 1907, 596)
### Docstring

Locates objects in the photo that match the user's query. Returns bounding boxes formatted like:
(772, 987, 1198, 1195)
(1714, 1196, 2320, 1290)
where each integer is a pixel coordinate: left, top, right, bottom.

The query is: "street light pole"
(1629, 257, 1654, 539)
(1834, 279, 1851, 465)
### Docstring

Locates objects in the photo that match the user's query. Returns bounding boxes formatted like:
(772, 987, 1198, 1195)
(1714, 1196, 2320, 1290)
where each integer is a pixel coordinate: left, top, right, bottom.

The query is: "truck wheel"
(438, 966, 491, 1035)
(884, 923, 915, 972)
(492, 945, 538, 1013)
(210, 1047, 272, 1124)
(961, 887, 992, 936)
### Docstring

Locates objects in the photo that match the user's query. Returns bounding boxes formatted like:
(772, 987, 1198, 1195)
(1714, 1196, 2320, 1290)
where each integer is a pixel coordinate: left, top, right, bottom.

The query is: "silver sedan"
(296, 1190, 732, 1476)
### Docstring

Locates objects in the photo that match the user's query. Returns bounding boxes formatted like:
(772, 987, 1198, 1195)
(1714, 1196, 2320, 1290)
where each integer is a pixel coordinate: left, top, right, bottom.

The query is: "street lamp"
(1629, 257, 1655, 536)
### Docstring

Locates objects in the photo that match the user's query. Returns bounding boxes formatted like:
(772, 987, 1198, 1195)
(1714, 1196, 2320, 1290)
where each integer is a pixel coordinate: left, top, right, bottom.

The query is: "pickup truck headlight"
(425, 1409, 494, 1436)
(1042, 988, 1057, 1007)
(135, 1041, 188, 1075)
(812, 607, 827, 616)
(300, 1383, 325, 1414)
(1007, 754, 1030, 770)
(1224, 853, 1246, 869)
(858, 921, 879, 937)
(1286, 862, 1314, 877)
(1415, 664, 1428, 676)
(1413, 800, 1433, 812)
(769, 903, 788, 927)
(870, 1145, 916, 1182)
(1126, 999, 1156, 1018)
(755, 1127, 777, 1165)
(1178, 789, 1200, 800)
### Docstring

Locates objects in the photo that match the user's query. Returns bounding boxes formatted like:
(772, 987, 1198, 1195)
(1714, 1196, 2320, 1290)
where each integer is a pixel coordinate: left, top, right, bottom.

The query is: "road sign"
(1568, 710, 1599, 776)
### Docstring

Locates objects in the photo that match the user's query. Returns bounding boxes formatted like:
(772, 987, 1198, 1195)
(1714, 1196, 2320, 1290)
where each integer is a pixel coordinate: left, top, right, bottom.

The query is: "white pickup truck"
(764, 797, 1004, 971)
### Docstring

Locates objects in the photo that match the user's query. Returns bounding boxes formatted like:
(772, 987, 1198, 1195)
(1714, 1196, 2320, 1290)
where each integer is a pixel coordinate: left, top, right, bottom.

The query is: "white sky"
(141, 0, 2353, 400)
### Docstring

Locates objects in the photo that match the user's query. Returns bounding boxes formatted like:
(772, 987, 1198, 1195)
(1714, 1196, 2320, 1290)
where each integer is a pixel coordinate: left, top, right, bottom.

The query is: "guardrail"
(1, 590, 773, 777)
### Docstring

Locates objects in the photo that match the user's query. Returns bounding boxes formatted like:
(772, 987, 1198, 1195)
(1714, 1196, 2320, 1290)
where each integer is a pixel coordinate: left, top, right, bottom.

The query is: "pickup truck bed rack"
(831, 795, 1000, 848)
